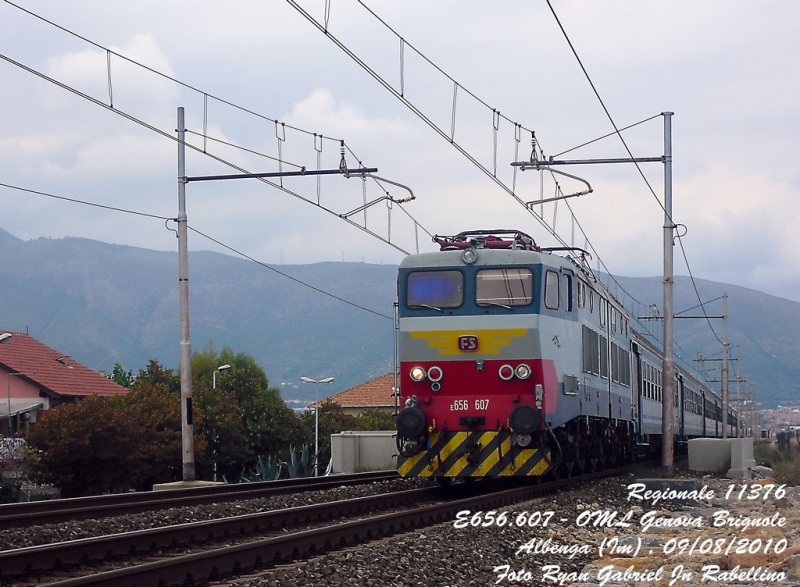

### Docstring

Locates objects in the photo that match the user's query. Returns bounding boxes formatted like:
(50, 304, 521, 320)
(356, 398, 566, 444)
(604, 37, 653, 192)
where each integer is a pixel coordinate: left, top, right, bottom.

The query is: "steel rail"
(0, 471, 397, 530)
(34, 467, 629, 587)
(0, 485, 441, 578)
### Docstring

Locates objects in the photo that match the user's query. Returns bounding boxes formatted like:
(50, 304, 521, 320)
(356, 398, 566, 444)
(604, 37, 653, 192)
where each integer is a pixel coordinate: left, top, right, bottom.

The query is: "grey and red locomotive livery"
(394, 229, 727, 481)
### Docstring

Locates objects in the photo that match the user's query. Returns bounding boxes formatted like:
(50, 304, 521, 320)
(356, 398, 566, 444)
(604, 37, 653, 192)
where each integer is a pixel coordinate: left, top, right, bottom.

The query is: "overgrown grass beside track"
(754, 439, 800, 485)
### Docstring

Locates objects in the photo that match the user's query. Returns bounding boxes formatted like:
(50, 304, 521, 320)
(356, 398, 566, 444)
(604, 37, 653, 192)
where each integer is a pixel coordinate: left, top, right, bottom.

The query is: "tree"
(106, 363, 134, 388)
(29, 396, 149, 497)
(192, 346, 305, 475)
(109, 360, 190, 487)
(357, 409, 396, 431)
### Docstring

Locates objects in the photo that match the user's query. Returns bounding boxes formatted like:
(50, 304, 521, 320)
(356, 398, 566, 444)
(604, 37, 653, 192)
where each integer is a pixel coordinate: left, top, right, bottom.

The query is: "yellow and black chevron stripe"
(397, 431, 551, 478)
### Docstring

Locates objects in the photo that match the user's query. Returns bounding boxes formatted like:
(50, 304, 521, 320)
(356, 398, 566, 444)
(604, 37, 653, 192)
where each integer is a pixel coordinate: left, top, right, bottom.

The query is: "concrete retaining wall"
(331, 430, 396, 473)
(688, 437, 755, 478)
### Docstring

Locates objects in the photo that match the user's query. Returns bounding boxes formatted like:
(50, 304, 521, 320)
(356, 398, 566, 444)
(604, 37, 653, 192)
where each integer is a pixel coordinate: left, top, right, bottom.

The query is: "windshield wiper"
(414, 303, 443, 312)
(482, 301, 512, 310)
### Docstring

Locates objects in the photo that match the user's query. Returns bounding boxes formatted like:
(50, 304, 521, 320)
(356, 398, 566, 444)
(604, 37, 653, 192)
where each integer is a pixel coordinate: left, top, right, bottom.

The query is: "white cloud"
(1, 0, 799, 302)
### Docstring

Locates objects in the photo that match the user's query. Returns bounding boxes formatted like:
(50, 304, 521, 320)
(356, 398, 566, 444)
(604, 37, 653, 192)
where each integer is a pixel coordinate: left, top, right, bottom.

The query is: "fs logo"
(458, 335, 479, 352)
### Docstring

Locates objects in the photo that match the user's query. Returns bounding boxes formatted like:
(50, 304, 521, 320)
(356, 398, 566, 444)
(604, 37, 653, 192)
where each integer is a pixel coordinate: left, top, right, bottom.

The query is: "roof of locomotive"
(399, 246, 557, 269)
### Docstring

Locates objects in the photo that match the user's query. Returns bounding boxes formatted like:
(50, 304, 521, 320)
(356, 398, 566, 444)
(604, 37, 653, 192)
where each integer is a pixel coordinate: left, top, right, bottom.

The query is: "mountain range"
(0, 227, 797, 408)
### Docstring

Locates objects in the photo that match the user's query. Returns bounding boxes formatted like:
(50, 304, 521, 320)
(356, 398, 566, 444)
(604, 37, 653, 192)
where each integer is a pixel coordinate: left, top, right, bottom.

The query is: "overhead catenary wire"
(544, 0, 723, 348)
(3, 0, 431, 247)
(0, 13, 428, 254)
(286, 0, 679, 317)
(0, 4, 435, 317)
(4, 1, 724, 358)
(285, 0, 573, 251)
(0, 180, 393, 320)
(187, 226, 393, 320)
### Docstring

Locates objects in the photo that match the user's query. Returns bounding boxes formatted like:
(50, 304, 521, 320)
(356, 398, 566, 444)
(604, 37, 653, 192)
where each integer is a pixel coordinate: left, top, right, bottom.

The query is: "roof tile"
(0, 331, 128, 398)
(311, 373, 395, 409)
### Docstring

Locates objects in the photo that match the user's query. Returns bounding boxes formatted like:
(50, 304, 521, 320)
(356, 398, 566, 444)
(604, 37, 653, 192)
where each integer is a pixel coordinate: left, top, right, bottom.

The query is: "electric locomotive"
(395, 230, 636, 480)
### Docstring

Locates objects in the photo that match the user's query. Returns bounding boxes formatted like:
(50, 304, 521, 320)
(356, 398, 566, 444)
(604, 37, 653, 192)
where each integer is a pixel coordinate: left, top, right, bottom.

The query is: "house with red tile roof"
(310, 373, 397, 416)
(0, 331, 128, 437)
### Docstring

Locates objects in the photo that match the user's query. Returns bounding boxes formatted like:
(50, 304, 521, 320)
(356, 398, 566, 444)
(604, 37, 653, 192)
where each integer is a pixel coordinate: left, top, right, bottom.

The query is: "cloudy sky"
(1, 0, 799, 304)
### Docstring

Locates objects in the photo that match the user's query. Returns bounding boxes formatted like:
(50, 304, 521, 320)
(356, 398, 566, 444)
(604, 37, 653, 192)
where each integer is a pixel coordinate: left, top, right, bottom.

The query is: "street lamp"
(213, 364, 231, 389)
(300, 376, 334, 476)
(211, 364, 231, 482)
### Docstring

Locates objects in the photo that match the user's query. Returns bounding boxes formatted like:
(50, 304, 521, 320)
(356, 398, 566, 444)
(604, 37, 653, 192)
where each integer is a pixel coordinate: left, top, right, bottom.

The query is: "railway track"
(0, 470, 398, 530)
(1, 466, 632, 587)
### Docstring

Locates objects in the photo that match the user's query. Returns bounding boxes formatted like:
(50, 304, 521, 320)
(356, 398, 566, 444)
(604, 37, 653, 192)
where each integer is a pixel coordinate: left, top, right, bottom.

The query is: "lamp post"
(213, 364, 231, 389)
(300, 376, 334, 476)
(211, 364, 231, 482)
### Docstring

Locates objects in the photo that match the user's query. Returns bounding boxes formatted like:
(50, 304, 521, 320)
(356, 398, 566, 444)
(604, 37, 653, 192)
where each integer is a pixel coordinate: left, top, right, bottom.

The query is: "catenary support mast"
(661, 112, 674, 476)
(177, 107, 195, 481)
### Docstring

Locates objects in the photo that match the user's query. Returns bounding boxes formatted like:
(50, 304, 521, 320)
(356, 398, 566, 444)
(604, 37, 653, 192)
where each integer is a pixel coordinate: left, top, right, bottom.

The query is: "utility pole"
(722, 294, 729, 438)
(513, 112, 675, 475)
(174, 107, 391, 482)
(661, 112, 674, 477)
(177, 107, 195, 482)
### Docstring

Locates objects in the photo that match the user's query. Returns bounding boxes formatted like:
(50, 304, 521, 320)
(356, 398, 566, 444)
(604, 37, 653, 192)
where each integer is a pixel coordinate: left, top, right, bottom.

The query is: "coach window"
(545, 270, 560, 309)
(406, 270, 463, 308)
(476, 268, 532, 307)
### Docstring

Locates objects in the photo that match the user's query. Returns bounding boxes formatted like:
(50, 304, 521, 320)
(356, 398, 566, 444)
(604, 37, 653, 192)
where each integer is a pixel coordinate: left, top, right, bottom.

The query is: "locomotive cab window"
(406, 270, 463, 308)
(476, 268, 533, 307)
(544, 270, 559, 309)
(563, 273, 573, 311)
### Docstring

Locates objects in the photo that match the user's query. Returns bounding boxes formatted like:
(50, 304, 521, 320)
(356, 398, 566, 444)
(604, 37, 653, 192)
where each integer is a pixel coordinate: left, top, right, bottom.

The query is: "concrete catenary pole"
(722, 293, 729, 439)
(661, 111, 675, 477)
(177, 107, 195, 481)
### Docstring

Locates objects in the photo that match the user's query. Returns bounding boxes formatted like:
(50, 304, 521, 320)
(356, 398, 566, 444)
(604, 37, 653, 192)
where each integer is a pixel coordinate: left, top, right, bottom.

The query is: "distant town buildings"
(760, 404, 800, 431)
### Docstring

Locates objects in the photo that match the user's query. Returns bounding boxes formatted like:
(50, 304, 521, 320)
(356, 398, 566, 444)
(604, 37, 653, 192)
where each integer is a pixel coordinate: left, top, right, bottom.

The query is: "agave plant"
(239, 455, 284, 482)
(286, 443, 320, 478)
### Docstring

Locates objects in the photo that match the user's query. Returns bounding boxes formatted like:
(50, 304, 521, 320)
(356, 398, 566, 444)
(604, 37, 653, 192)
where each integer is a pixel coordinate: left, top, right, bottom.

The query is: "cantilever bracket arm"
(516, 162, 593, 207)
(340, 174, 415, 219)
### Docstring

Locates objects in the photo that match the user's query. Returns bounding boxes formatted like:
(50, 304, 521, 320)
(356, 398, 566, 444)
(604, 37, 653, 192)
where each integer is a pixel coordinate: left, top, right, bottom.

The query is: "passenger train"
(394, 229, 735, 481)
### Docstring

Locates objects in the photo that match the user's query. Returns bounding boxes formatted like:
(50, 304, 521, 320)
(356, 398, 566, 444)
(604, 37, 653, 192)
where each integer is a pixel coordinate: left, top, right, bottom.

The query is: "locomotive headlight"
(498, 364, 515, 381)
(515, 364, 532, 380)
(461, 248, 478, 265)
(409, 366, 427, 382)
(427, 365, 443, 382)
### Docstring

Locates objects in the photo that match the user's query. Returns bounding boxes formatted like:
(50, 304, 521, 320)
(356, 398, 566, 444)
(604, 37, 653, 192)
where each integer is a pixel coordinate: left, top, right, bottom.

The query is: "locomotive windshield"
(407, 270, 463, 308)
(476, 268, 532, 307)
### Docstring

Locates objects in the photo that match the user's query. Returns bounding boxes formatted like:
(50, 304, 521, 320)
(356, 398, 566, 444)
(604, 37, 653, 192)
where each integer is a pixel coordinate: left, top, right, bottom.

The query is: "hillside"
(0, 227, 797, 406)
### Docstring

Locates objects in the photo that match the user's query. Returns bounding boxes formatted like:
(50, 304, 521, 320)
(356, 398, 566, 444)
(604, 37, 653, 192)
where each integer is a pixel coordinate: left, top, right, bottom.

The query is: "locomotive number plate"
(458, 335, 479, 352)
(451, 399, 490, 411)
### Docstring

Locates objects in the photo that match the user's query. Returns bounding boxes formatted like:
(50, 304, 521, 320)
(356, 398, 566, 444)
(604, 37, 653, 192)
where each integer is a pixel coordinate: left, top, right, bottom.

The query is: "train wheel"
(436, 477, 452, 487)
